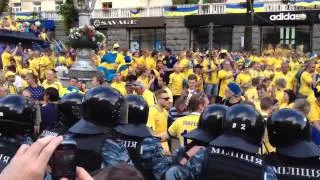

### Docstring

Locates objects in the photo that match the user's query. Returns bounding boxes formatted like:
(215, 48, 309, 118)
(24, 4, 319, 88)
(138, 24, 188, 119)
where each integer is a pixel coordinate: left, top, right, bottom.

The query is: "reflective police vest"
(116, 130, 154, 180)
(200, 146, 265, 179)
(265, 153, 320, 180)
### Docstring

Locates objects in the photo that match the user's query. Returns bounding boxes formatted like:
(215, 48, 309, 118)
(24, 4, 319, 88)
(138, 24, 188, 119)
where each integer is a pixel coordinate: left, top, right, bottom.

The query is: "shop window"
(33, 2, 41, 12)
(190, 26, 232, 51)
(129, 28, 166, 52)
(261, 26, 310, 52)
(102, 2, 112, 9)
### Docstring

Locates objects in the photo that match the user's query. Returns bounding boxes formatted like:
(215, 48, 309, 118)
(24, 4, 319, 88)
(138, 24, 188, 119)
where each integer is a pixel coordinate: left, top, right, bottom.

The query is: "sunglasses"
(161, 97, 170, 101)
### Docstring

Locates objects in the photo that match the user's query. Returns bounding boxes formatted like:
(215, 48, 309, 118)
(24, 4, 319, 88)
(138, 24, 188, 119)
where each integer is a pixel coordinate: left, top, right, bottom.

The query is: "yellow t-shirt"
(58, 56, 66, 65)
(299, 71, 313, 96)
(145, 57, 156, 71)
(111, 81, 127, 96)
(169, 72, 184, 96)
(146, 106, 169, 151)
(29, 57, 40, 77)
(217, 70, 233, 98)
(308, 100, 320, 123)
(1, 51, 11, 70)
(202, 59, 218, 84)
(66, 57, 74, 68)
(39, 55, 52, 79)
(195, 74, 204, 92)
(236, 73, 252, 85)
(250, 69, 265, 79)
(263, 70, 274, 79)
(42, 80, 66, 97)
(168, 113, 200, 146)
(275, 89, 285, 106)
(142, 89, 155, 107)
(245, 87, 259, 103)
(273, 72, 294, 90)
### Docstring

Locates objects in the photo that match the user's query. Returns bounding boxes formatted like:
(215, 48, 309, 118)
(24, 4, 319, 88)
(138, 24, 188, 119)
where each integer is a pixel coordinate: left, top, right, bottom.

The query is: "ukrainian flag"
(293, 0, 320, 7)
(225, 2, 264, 13)
(164, 6, 198, 16)
(14, 12, 40, 20)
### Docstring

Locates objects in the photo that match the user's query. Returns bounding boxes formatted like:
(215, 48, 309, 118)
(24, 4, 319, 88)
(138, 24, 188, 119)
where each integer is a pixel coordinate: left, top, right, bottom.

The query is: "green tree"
(0, 0, 9, 14)
(58, 0, 78, 34)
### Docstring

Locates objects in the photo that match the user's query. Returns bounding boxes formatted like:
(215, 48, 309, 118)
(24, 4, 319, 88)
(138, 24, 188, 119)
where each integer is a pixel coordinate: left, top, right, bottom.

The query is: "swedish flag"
(130, 9, 142, 17)
(225, 2, 264, 13)
(294, 0, 320, 7)
(164, 6, 199, 16)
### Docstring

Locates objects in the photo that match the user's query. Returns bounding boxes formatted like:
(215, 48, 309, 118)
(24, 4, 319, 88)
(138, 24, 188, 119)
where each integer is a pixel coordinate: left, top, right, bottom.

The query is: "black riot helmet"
(211, 104, 265, 153)
(0, 95, 36, 136)
(58, 93, 83, 127)
(267, 108, 320, 158)
(184, 104, 227, 144)
(126, 95, 149, 124)
(82, 86, 128, 127)
(114, 95, 152, 138)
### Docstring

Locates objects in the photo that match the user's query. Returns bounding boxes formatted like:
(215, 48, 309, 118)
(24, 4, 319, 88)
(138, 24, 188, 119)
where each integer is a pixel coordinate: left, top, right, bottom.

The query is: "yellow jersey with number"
(168, 113, 200, 146)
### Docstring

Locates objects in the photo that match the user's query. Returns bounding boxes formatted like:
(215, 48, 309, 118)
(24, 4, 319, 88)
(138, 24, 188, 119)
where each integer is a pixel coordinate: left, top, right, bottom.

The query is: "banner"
(225, 2, 264, 13)
(293, 0, 320, 7)
(14, 12, 41, 20)
(130, 9, 142, 17)
(164, 6, 198, 16)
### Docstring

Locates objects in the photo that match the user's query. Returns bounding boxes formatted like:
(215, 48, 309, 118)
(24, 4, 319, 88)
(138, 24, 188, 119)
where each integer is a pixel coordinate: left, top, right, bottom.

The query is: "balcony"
(25, 1, 316, 20)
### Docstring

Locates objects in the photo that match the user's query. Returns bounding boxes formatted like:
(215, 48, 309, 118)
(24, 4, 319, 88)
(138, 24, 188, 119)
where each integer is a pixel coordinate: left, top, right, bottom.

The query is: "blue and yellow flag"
(293, 0, 320, 7)
(14, 12, 40, 20)
(225, 2, 264, 13)
(164, 6, 198, 16)
(130, 9, 142, 17)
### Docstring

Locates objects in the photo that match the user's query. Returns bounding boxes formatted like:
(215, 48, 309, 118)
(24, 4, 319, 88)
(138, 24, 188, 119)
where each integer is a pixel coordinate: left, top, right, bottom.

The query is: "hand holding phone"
(52, 138, 77, 180)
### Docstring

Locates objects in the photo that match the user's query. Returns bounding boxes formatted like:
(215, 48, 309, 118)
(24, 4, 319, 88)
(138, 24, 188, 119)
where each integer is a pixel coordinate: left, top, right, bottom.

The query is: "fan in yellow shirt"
(236, 66, 252, 85)
(157, 93, 209, 146)
(111, 73, 126, 96)
(1, 46, 12, 70)
(217, 61, 235, 99)
(39, 50, 53, 80)
(42, 69, 66, 96)
(133, 81, 155, 107)
(146, 90, 171, 153)
(308, 88, 320, 131)
(299, 61, 316, 97)
(169, 63, 184, 98)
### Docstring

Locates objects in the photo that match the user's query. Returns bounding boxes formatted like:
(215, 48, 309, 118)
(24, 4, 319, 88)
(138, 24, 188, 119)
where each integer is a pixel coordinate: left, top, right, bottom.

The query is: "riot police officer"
(40, 93, 84, 137)
(68, 86, 127, 172)
(266, 108, 320, 179)
(0, 95, 36, 172)
(184, 104, 276, 179)
(162, 104, 228, 179)
(101, 94, 170, 179)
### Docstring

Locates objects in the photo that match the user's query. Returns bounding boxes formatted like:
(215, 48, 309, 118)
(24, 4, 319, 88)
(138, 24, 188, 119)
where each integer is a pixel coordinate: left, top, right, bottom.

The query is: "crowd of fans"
(0, 41, 320, 179)
(0, 16, 50, 41)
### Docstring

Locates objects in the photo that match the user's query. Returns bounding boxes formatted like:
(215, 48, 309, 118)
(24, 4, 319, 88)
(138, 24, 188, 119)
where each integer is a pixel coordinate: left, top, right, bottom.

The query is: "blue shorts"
(205, 83, 218, 98)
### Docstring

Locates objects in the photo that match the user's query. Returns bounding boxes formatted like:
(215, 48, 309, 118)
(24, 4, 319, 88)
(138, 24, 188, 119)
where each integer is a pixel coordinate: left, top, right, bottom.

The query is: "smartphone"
(52, 138, 77, 180)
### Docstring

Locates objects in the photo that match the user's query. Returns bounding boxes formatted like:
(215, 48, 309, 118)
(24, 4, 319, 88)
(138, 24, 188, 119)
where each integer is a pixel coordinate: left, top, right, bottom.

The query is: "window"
(55, 1, 63, 11)
(261, 26, 310, 52)
(33, 2, 41, 12)
(12, 3, 21, 12)
(129, 28, 166, 51)
(102, 2, 112, 9)
(190, 26, 233, 51)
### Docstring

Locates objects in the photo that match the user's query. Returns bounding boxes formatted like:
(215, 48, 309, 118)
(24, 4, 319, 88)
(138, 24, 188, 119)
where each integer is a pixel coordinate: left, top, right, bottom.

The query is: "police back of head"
(126, 95, 148, 124)
(58, 93, 83, 127)
(184, 104, 227, 144)
(268, 108, 320, 158)
(0, 95, 36, 136)
(211, 104, 265, 153)
(82, 86, 127, 127)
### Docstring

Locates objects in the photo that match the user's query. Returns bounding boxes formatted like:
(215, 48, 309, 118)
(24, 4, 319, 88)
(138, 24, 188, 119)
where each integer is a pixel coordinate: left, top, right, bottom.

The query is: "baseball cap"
(227, 82, 241, 96)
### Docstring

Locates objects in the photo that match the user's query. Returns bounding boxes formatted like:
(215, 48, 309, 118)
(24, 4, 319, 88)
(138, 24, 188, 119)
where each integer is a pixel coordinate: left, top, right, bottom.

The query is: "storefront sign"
(91, 17, 165, 28)
(269, 13, 307, 21)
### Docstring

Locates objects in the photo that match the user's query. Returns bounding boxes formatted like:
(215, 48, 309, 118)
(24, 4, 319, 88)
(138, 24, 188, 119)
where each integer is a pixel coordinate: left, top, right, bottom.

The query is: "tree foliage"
(0, 0, 9, 14)
(58, 0, 79, 34)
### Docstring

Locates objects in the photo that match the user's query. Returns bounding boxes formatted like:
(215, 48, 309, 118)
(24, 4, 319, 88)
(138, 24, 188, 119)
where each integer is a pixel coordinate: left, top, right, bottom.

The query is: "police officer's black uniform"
(112, 95, 156, 179)
(68, 87, 127, 172)
(0, 95, 36, 172)
(266, 108, 320, 180)
(40, 93, 84, 137)
(199, 104, 273, 179)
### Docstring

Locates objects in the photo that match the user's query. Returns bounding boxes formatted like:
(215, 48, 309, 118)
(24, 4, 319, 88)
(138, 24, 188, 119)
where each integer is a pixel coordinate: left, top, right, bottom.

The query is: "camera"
(51, 138, 77, 180)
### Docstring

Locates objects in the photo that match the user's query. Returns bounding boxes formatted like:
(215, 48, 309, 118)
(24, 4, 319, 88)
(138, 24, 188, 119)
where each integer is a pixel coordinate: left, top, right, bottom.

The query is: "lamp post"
(67, 0, 98, 81)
